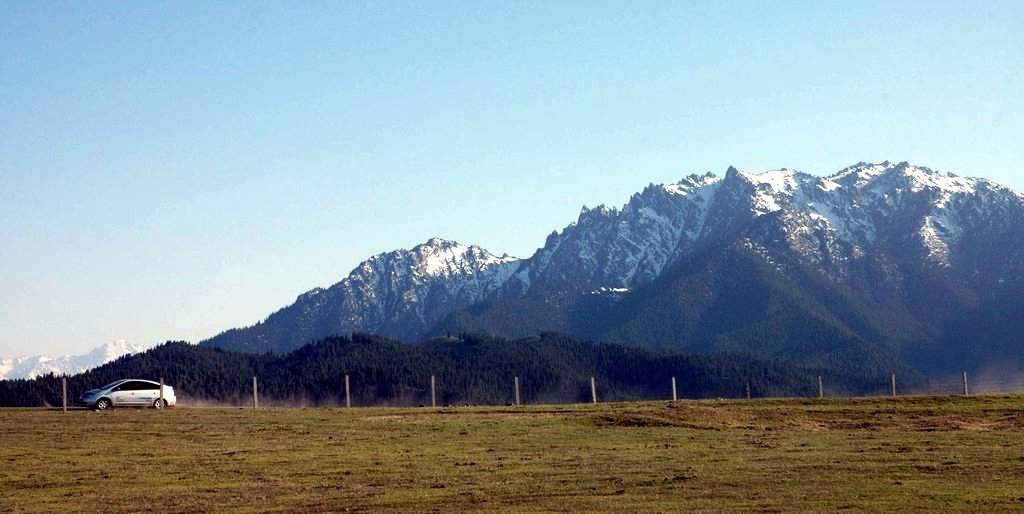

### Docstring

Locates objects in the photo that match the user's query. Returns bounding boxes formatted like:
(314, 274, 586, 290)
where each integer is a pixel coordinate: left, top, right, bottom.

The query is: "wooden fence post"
(891, 373, 897, 398)
(159, 377, 164, 409)
(671, 376, 678, 402)
(431, 375, 437, 408)
(514, 376, 521, 406)
(817, 376, 824, 399)
(252, 376, 259, 409)
(962, 371, 969, 397)
(746, 381, 752, 400)
(62, 377, 67, 413)
(590, 376, 597, 404)
(344, 374, 351, 408)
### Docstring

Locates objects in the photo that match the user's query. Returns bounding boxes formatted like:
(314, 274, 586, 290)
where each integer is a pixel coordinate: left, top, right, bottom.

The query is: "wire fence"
(186, 372, 1024, 410)
(29, 371, 1024, 411)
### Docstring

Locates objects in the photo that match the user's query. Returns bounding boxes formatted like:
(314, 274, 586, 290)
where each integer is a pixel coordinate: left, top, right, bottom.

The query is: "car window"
(112, 381, 158, 391)
(102, 381, 123, 390)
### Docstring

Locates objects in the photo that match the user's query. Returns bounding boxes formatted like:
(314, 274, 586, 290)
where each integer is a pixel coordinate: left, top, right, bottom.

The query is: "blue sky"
(1, 1, 1022, 355)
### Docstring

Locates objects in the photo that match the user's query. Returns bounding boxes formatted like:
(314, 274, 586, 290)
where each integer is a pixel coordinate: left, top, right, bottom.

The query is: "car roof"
(108, 379, 162, 386)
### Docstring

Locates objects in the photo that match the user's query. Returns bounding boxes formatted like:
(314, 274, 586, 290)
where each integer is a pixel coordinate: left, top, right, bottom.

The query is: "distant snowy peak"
(0, 341, 148, 380)
(87, 340, 147, 364)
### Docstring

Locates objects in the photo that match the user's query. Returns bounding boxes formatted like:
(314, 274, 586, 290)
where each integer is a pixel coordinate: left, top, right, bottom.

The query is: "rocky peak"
(202, 161, 1024, 354)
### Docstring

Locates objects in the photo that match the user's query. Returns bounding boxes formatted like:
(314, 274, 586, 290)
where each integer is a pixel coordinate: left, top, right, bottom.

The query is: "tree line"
(0, 332, 901, 407)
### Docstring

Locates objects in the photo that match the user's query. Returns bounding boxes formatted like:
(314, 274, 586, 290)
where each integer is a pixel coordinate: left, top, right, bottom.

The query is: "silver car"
(80, 379, 177, 410)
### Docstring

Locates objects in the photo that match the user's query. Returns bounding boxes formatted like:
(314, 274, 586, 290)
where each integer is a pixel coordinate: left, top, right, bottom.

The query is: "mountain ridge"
(205, 238, 521, 352)
(202, 161, 1024, 377)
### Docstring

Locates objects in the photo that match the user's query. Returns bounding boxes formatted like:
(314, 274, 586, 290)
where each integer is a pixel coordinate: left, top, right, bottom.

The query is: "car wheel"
(95, 398, 112, 411)
(153, 399, 166, 409)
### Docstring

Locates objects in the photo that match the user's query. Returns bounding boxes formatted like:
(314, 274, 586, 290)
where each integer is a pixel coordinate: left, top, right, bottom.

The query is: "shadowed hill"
(0, 333, 874, 407)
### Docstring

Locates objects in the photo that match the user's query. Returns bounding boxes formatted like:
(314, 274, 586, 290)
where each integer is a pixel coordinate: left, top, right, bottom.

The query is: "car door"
(109, 382, 136, 406)
(136, 382, 160, 405)
(123, 381, 150, 405)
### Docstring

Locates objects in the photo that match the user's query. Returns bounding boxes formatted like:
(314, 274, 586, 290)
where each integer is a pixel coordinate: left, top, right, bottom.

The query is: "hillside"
(201, 163, 1024, 379)
(0, 333, 842, 407)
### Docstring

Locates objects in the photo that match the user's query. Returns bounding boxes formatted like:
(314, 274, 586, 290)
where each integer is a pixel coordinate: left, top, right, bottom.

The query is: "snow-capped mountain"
(499, 172, 723, 294)
(0, 340, 148, 380)
(205, 238, 521, 352)
(503, 161, 1021, 292)
(203, 162, 1024, 374)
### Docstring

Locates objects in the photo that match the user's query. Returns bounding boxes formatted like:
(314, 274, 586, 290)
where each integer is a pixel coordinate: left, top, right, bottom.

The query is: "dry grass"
(2, 395, 1024, 513)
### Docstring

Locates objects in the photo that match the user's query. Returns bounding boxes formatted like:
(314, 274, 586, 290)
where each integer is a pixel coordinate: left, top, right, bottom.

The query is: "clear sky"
(1, 1, 1022, 356)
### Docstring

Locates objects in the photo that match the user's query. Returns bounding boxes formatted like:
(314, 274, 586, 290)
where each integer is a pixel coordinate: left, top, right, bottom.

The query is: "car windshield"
(100, 381, 124, 390)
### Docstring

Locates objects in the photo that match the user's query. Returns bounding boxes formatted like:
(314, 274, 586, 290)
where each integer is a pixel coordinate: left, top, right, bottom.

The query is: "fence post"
(252, 376, 259, 409)
(590, 376, 597, 404)
(431, 375, 437, 408)
(817, 376, 824, 399)
(514, 376, 521, 406)
(344, 374, 351, 408)
(891, 373, 896, 398)
(746, 381, 752, 400)
(159, 377, 164, 409)
(671, 376, 678, 402)
(962, 371, 969, 397)
(62, 377, 67, 413)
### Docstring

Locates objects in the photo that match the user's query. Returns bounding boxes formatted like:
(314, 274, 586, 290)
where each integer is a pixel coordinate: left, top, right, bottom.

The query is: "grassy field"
(2, 396, 1023, 513)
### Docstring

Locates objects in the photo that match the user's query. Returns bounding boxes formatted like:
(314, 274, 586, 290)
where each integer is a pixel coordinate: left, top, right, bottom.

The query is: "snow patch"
(738, 168, 799, 192)
(736, 169, 801, 216)
(919, 217, 953, 266)
(590, 286, 630, 295)
(662, 173, 721, 196)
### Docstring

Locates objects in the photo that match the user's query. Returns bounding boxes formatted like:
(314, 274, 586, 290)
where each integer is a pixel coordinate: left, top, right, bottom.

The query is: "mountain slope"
(435, 162, 1024, 374)
(203, 239, 520, 353)
(202, 161, 1024, 376)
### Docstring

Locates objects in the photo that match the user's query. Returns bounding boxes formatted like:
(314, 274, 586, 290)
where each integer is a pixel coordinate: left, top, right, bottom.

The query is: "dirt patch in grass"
(593, 402, 753, 429)
(593, 398, 1024, 434)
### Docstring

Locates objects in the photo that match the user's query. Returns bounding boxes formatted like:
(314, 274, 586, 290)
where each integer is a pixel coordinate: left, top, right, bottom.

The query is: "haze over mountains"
(0, 341, 147, 380)
(203, 162, 1024, 379)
